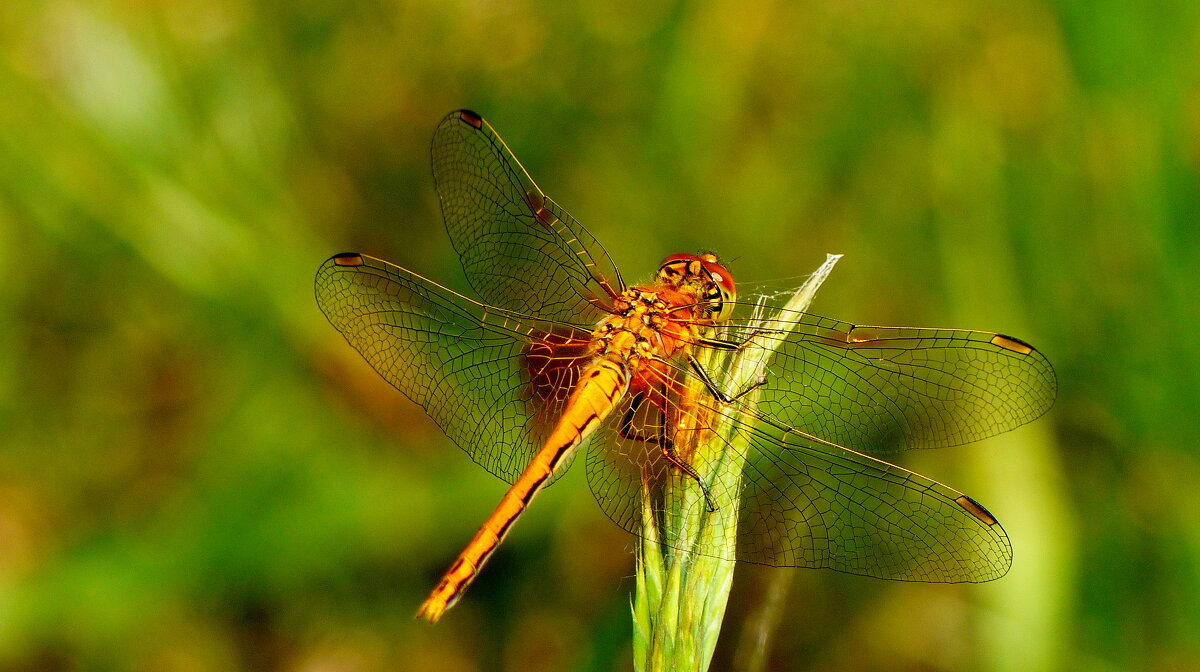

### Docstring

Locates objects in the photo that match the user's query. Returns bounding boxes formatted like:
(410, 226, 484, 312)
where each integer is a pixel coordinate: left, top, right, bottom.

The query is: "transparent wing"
(315, 252, 596, 484)
(730, 415, 1011, 579)
(431, 110, 624, 323)
(722, 310, 1057, 455)
(584, 376, 1011, 580)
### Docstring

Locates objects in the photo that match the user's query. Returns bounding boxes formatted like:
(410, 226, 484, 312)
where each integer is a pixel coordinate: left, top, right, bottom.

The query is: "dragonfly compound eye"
(698, 256, 736, 323)
(656, 253, 695, 285)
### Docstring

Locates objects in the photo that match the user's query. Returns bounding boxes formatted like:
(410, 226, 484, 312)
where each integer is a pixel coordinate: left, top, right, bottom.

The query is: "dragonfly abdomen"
(416, 358, 632, 622)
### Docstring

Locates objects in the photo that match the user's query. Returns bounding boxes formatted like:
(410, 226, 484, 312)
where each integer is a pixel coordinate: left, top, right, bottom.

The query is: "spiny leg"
(661, 441, 718, 513)
(687, 355, 767, 404)
(698, 326, 781, 352)
(618, 392, 660, 444)
(620, 387, 717, 512)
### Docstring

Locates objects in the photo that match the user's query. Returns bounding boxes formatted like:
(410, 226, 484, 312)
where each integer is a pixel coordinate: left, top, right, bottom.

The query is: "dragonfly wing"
(732, 416, 1011, 580)
(315, 253, 596, 484)
(585, 399, 1011, 581)
(431, 110, 624, 323)
(746, 312, 1057, 455)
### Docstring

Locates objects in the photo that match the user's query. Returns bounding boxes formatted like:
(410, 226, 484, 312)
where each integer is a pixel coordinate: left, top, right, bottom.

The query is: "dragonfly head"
(657, 253, 737, 324)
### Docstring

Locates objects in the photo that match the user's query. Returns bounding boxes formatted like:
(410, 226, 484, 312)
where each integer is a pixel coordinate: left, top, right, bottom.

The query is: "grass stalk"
(632, 254, 842, 672)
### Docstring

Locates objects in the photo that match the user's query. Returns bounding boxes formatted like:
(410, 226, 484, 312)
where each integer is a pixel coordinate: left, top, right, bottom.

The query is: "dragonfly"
(315, 110, 1057, 622)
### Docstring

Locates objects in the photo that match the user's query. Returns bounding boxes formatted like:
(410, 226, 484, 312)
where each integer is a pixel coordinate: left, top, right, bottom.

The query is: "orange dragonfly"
(315, 110, 1056, 622)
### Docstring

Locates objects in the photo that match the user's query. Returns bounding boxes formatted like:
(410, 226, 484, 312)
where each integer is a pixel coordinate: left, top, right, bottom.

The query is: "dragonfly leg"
(659, 440, 718, 512)
(618, 393, 663, 445)
(688, 356, 767, 404)
(619, 391, 717, 511)
(697, 327, 780, 352)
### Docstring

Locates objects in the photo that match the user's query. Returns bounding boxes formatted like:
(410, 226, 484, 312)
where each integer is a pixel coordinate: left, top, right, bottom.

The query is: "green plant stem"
(633, 254, 842, 672)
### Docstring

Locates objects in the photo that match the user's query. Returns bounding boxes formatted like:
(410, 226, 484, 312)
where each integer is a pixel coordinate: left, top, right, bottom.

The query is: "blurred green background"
(2, 0, 1197, 670)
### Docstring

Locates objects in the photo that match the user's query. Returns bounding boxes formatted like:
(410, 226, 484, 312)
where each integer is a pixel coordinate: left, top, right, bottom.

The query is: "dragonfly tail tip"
(415, 599, 446, 623)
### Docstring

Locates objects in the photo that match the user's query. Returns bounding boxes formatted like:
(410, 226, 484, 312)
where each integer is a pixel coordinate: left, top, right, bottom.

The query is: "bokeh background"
(2, 0, 1198, 670)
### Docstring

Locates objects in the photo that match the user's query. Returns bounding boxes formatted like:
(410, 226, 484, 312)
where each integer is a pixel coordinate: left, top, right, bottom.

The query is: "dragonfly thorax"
(595, 288, 697, 367)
